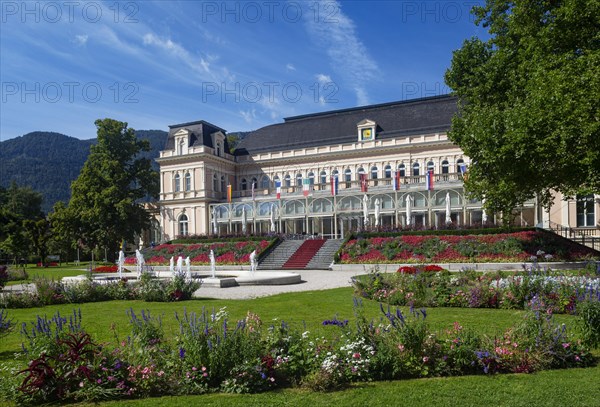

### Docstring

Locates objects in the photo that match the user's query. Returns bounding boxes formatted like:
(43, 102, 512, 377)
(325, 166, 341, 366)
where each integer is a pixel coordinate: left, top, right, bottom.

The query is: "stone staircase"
(282, 239, 326, 269)
(257, 240, 303, 270)
(306, 239, 344, 269)
(257, 238, 345, 270)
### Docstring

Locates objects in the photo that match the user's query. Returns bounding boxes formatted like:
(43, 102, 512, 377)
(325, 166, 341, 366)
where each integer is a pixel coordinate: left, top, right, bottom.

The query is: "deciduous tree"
(445, 0, 600, 220)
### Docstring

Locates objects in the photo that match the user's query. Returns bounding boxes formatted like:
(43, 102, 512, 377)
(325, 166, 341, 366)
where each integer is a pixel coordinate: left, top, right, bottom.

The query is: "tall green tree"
(66, 119, 159, 259)
(445, 0, 600, 220)
(0, 183, 44, 263)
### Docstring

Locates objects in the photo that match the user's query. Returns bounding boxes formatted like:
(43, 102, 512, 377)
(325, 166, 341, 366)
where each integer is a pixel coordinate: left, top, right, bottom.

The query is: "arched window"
(371, 166, 378, 186)
(308, 172, 315, 185)
(261, 175, 270, 189)
(344, 168, 352, 188)
(178, 140, 184, 155)
(441, 160, 449, 181)
(216, 142, 221, 157)
(213, 174, 219, 192)
(357, 167, 365, 180)
(320, 170, 327, 185)
(241, 178, 247, 190)
(441, 160, 449, 174)
(384, 165, 392, 178)
(284, 174, 291, 187)
(185, 172, 192, 191)
(412, 162, 420, 177)
(174, 173, 181, 192)
(296, 173, 303, 187)
(220, 176, 226, 196)
(427, 161, 435, 173)
(251, 177, 258, 190)
(273, 175, 280, 189)
(178, 214, 189, 236)
(332, 169, 339, 180)
(398, 163, 406, 177)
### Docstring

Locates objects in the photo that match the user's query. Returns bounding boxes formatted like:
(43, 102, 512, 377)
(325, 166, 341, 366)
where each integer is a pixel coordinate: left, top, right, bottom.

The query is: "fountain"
(249, 250, 257, 275)
(135, 249, 145, 279)
(209, 250, 216, 278)
(117, 250, 125, 279)
(185, 256, 191, 280)
(176, 255, 183, 276)
(63, 245, 301, 290)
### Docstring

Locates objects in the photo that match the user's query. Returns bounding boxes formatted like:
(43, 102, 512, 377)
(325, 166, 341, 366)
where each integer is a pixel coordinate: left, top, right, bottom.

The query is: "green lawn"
(1, 286, 598, 406)
(5, 263, 90, 286)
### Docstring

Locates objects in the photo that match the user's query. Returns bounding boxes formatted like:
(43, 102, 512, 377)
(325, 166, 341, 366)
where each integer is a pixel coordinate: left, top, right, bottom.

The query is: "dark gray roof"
(234, 95, 458, 156)
(165, 120, 229, 151)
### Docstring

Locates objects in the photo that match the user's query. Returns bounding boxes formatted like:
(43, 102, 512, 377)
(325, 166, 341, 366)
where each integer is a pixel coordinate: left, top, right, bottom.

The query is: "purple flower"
(179, 347, 186, 359)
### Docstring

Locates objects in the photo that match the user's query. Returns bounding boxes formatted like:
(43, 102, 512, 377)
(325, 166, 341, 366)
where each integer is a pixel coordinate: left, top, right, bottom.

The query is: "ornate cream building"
(152, 95, 598, 243)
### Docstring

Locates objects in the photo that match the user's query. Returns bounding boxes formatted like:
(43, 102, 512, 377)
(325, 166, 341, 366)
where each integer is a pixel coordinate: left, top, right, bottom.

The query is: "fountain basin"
(62, 270, 302, 287)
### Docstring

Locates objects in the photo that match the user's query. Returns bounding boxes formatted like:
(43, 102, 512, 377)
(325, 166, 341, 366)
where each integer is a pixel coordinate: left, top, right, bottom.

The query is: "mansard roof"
(234, 94, 458, 156)
(164, 120, 228, 151)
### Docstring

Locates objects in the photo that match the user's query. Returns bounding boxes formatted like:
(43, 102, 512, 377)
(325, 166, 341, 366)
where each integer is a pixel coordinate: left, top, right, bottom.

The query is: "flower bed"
(93, 265, 118, 273)
(124, 239, 273, 266)
(2, 302, 594, 404)
(353, 263, 600, 314)
(338, 231, 598, 264)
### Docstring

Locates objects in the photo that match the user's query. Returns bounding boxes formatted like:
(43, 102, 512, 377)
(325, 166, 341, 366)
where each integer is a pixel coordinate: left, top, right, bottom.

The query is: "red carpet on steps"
(282, 239, 326, 269)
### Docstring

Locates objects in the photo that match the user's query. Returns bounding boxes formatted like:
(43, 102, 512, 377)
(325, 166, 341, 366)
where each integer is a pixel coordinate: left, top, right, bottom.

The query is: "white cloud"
(286, 63, 296, 71)
(316, 73, 332, 84)
(142, 33, 235, 83)
(304, 1, 379, 105)
(240, 108, 257, 123)
(74, 34, 88, 46)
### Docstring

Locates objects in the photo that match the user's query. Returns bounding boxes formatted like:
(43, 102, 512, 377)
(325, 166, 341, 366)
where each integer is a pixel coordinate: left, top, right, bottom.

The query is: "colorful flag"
(459, 163, 468, 180)
(275, 180, 281, 199)
(227, 184, 232, 202)
(303, 178, 311, 197)
(392, 170, 401, 191)
(360, 173, 368, 192)
(330, 175, 339, 196)
(425, 170, 434, 191)
(251, 181, 256, 200)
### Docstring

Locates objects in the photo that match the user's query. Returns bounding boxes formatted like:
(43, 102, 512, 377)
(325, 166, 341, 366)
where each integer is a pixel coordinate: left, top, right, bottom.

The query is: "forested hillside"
(0, 130, 167, 213)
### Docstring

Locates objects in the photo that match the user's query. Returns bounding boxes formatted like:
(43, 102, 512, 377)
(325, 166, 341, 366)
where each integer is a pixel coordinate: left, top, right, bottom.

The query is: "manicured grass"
(0, 288, 576, 359)
(1, 286, 597, 406)
(5, 263, 90, 285)
(69, 364, 599, 407)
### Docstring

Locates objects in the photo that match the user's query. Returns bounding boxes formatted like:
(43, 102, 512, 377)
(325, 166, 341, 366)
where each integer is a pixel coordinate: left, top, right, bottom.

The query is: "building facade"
(154, 95, 598, 241)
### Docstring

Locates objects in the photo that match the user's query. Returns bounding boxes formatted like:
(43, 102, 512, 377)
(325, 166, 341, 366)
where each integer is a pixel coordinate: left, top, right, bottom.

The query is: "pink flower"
(562, 343, 570, 349)
(398, 344, 405, 352)
(423, 356, 429, 363)
(353, 352, 361, 359)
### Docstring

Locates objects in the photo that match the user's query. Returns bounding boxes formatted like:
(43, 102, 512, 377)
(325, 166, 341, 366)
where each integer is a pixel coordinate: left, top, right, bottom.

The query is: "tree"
(0, 183, 44, 263)
(65, 119, 159, 259)
(445, 0, 600, 219)
(24, 218, 52, 265)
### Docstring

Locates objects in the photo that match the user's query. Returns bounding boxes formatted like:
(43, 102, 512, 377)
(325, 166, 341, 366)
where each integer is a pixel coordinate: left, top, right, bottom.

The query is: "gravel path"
(1, 269, 367, 301)
(192, 269, 364, 300)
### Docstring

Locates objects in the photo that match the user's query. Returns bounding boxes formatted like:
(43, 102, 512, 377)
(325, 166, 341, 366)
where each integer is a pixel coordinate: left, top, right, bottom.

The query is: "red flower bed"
(93, 265, 118, 273)
(397, 265, 445, 274)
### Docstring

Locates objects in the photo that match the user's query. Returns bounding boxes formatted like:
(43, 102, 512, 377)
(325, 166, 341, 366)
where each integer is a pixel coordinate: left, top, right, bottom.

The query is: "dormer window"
(357, 119, 377, 142)
(216, 141, 222, 157)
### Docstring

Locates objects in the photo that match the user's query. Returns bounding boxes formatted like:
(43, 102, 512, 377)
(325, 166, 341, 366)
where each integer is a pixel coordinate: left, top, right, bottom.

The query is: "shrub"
(0, 266, 8, 289)
(577, 300, 600, 348)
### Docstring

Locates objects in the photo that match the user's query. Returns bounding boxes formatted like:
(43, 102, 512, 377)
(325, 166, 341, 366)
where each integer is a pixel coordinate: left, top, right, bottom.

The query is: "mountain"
(0, 130, 167, 213)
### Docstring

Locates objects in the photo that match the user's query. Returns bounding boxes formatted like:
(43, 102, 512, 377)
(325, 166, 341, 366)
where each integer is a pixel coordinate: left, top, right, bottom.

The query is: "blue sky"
(1, 0, 487, 141)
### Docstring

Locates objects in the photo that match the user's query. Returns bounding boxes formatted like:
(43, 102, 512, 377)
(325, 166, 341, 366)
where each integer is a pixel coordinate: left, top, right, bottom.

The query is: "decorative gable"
(174, 129, 189, 155)
(357, 119, 376, 142)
